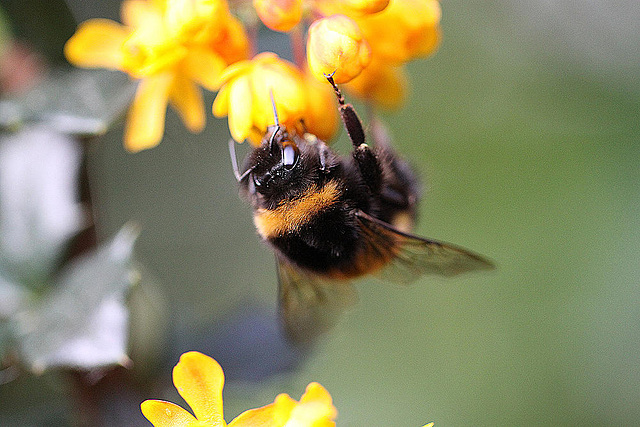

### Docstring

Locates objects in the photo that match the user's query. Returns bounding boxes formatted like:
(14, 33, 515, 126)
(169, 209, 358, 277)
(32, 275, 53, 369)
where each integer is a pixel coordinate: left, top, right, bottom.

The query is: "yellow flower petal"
(227, 75, 254, 142)
(216, 59, 253, 87)
(164, 0, 228, 40)
(121, 0, 159, 28)
(289, 382, 337, 426)
(227, 402, 278, 427)
(272, 393, 298, 425)
(212, 83, 231, 117)
(172, 351, 225, 426)
(140, 352, 339, 427)
(169, 75, 205, 133)
(140, 400, 198, 426)
(302, 70, 339, 141)
(248, 53, 307, 133)
(213, 14, 250, 65)
(214, 53, 308, 144)
(356, 0, 441, 63)
(344, 58, 407, 109)
(246, 128, 265, 146)
(64, 19, 128, 69)
(182, 48, 227, 91)
(299, 382, 334, 406)
(124, 73, 173, 152)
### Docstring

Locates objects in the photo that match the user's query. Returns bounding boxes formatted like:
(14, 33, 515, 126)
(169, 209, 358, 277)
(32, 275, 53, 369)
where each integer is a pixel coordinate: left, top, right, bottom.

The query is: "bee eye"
(282, 144, 299, 169)
(252, 173, 262, 187)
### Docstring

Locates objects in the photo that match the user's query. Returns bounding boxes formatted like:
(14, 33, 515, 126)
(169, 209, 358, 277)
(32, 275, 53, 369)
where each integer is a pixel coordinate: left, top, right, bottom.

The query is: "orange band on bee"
(254, 180, 342, 238)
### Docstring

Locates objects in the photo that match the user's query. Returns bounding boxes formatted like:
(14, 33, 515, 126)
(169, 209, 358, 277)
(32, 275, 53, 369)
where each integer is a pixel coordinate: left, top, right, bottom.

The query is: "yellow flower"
(64, 0, 248, 152)
(306, 14, 371, 84)
(355, 0, 442, 63)
(254, 0, 304, 32)
(212, 52, 309, 145)
(141, 351, 337, 427)
(343, 57, 407, 110)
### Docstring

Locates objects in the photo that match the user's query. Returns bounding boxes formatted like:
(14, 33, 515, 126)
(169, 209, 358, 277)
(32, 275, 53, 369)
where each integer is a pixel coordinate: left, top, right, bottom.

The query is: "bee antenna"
(228, 138, 254, 181)
(270, 88, 280, 127)
(268, 88, 281, 150)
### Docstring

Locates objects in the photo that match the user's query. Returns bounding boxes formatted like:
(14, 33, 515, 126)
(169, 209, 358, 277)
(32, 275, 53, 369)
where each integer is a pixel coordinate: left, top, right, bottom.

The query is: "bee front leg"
(325, 74, 383, 194)
(352, 139, 383, 194)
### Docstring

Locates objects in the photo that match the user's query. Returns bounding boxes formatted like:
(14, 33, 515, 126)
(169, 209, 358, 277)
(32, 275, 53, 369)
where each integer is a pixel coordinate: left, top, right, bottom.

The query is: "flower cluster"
(65, 0, 249, 151)
(65, 0, 441, 150)
(141, 351, 337, 426)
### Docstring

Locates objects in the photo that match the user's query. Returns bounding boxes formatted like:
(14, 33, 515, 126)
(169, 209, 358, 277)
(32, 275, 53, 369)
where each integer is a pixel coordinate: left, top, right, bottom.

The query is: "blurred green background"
(2, 0, 639, 425)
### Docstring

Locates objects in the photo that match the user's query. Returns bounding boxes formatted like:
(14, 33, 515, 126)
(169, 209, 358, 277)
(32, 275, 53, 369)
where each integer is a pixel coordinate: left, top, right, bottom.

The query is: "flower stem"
(290, 25, 306, 70)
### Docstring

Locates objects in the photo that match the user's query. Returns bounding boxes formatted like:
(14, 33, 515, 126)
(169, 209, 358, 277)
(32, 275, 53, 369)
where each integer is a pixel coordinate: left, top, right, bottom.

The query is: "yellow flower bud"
(306, 14, 371, 84)
(253, 0, 303, 32)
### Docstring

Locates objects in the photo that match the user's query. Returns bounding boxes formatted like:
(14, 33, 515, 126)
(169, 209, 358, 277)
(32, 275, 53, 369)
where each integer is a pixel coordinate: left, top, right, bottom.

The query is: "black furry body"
(240, 131, 420, 279)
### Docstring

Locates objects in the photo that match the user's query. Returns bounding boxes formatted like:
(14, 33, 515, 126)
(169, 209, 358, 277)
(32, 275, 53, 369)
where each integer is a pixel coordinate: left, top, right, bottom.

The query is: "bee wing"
(356, 210, 495, 285)
(277, 256, 357, 345)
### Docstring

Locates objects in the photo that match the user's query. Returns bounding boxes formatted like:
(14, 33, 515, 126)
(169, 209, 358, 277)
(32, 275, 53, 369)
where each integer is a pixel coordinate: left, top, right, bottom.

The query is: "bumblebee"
(230, 75, 494, 343)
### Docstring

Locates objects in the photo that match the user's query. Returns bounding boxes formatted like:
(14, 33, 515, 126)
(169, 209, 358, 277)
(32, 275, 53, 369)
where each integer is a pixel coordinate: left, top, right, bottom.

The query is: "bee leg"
(352, 141, 383, 194)
(325, 73, 383, 193)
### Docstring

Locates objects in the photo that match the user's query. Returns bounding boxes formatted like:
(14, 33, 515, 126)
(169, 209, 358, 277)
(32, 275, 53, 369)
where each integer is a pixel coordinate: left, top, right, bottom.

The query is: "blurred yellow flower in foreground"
(64, 0, 248, 152)
(141, 351, 337, 427)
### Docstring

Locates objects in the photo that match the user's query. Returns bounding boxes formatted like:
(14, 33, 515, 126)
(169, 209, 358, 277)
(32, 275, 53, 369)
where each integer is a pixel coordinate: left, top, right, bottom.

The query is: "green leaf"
(14, 224, 140, 373)
(0, 68, 135, 135)
(0, 126, 83, 287)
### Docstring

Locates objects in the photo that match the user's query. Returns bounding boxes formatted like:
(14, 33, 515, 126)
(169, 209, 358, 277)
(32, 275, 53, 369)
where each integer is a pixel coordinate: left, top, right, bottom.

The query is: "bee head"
(253, 126, 300, 183)
(239, 124, 313, 208)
